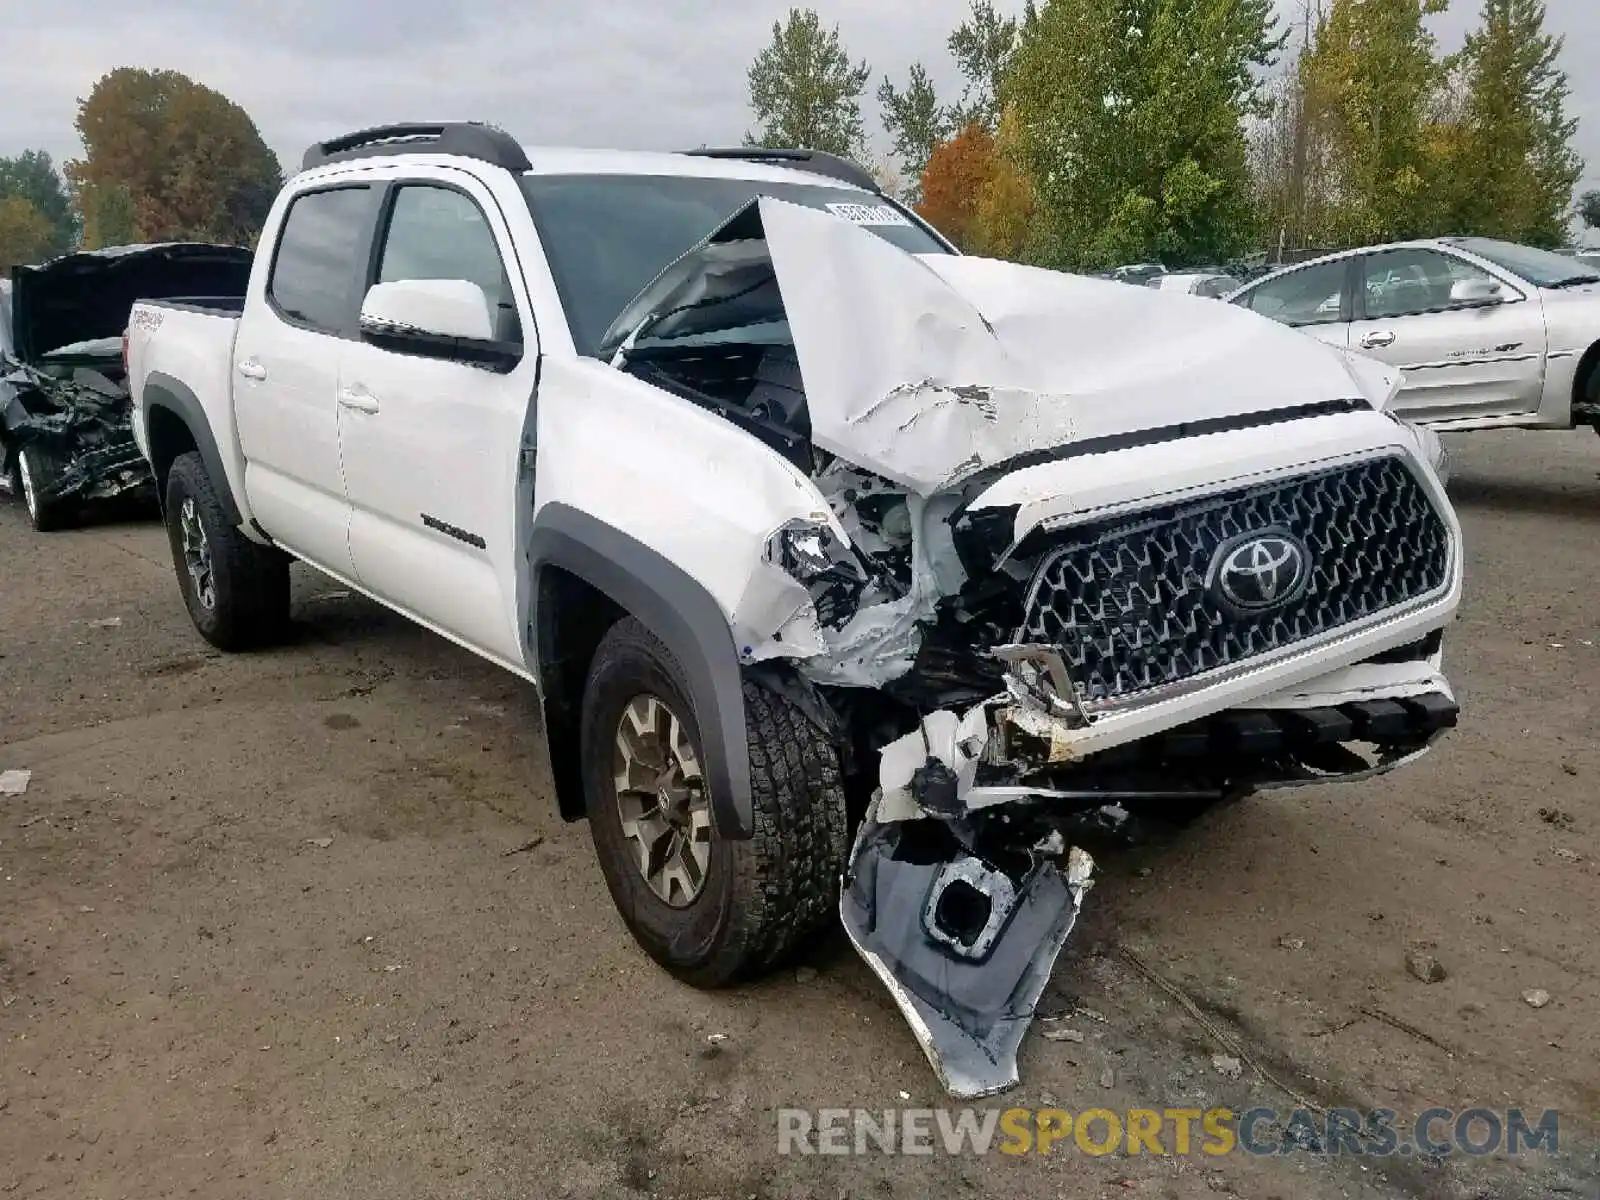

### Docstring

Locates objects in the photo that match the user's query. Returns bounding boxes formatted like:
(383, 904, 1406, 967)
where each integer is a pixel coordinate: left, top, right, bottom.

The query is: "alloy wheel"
(178, 496, 216, 610)
(613, 694, 712, 907)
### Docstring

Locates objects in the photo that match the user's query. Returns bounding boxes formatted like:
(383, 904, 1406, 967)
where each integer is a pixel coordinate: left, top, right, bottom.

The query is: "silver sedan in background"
(1226, 237, 1600, 435)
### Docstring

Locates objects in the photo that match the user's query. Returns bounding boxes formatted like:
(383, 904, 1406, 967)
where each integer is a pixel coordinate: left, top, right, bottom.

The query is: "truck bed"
(145, 295, 248, 318)
(126, 299, 247, 513)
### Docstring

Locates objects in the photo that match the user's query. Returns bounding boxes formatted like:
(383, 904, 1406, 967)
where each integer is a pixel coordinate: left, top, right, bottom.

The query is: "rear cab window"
(267, 186, 380, 335)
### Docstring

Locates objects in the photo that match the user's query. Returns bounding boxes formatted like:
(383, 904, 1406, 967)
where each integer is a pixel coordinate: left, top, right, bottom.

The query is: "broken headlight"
(766, 519, 867, 629)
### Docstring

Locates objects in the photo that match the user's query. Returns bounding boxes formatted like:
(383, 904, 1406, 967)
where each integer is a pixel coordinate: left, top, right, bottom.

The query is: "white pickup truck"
(126, 122, 1464, 1098)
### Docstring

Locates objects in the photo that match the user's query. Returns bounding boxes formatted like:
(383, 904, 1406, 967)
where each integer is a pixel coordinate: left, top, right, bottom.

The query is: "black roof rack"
(301, 122, 531, 173)
(680, 147, 880, 194)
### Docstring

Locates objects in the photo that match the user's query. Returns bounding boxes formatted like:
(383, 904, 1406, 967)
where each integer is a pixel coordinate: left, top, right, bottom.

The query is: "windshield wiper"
(1547, 274, 1600, 288)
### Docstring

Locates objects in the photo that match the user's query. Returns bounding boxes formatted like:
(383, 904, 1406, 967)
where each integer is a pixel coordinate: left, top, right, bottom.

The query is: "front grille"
(1015, 456, 1451, 706)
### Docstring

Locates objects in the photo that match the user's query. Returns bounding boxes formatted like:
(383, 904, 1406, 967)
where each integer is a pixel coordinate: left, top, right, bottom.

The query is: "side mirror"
(1449, 278, 1503, 306)
(360, 278, 493, 342)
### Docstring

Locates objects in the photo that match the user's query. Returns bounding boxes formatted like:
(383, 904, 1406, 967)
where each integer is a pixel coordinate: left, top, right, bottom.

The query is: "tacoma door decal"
(421, 513, 487, 550)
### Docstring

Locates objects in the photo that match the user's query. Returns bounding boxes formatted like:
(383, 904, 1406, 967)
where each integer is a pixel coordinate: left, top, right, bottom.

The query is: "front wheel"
(17, 444, 75, 532)
(163, 451, 290, 651)
(580, 618, 849, 988)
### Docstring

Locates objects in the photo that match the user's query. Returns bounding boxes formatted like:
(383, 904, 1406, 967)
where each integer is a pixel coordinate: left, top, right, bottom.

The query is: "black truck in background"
(1, 242, 252, 531)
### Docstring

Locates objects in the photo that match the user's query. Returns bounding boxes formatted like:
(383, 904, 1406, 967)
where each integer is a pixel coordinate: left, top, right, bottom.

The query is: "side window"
(268, 187, 377, 334)
(376, 186, 522, 344)
(1240, 260, 1346, 327)
(1362, 249, 1498, 319)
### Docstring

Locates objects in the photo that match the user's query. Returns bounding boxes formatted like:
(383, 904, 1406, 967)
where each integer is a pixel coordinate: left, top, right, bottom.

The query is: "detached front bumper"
(843, 642, 1458, 1099)
(841, 798, 1097, 1099)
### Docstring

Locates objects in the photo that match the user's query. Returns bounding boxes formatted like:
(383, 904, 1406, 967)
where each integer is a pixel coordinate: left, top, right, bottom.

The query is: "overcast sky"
(4, 0, 1597, 203)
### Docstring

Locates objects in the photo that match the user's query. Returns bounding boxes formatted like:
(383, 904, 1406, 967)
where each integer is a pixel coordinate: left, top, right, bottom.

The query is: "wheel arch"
(1572, 338, 1600, 412)
(142, 373, 241, 525)
(526, 503, 754, 839)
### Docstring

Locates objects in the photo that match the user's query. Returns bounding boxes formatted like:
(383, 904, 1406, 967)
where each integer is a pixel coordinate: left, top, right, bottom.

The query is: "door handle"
(338, 386, 381, 414)
(1360, 330, 1396, 349)
(236, 358, 267, 381)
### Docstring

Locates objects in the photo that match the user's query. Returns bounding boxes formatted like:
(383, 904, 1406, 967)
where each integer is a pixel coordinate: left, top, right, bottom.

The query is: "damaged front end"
(602, 195, 1463, 1097)
(1, 243, 253, 519)
(1, 355, 152, 508)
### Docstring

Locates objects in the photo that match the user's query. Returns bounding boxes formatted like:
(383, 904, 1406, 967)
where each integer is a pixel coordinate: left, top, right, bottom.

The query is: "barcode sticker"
(825, 202, 912, 228)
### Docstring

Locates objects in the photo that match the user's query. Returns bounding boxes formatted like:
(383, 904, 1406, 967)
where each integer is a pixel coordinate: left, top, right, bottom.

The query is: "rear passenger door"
(234, 183, 380, 576)
(1232, 257, 1353, 350)
(336, 173, 539, 669)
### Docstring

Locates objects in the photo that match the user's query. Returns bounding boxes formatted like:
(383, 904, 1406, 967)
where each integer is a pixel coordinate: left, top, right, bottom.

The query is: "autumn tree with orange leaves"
(917, 117, 1035, 259)
(917, 124, 996, 251)
(67, 68, 282, 249)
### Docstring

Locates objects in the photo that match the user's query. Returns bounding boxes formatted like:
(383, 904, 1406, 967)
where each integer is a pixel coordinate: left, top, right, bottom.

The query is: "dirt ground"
(1, 431, 1596, 1200)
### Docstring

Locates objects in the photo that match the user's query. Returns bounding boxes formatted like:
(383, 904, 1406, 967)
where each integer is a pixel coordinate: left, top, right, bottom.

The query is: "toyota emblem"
(1210, 530, 1311, 612)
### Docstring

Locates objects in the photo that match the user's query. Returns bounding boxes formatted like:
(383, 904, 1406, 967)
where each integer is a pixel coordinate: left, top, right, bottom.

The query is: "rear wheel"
(1576, 353, 1600, 434)
(580, 618, 848, 987)
(17, 444, 75, 532)
(163, 451, 290, 651)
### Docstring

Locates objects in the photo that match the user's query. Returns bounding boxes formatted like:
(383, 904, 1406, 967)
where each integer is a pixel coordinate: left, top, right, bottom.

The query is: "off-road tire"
(17, 444, 75, 532)
(163, 451, 290, 651)
(581, 617, 849, 988)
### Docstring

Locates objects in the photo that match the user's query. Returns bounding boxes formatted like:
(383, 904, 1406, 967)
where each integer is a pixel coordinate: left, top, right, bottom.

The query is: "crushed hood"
(606, 198, 1399, 496)
(7, 242, 253, 363)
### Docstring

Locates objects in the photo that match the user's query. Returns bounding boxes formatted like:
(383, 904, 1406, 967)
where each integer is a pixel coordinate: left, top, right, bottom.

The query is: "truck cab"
(126, 122, 1464, 1100)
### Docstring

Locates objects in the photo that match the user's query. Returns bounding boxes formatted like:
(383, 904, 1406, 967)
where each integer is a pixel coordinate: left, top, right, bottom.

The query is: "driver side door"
(336, 175, 540, 670)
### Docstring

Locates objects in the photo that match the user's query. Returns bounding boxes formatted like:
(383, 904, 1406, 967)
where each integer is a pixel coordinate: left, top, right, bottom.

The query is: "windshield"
(521, 173, 950, 357)
(1453, 237, 1600, 287)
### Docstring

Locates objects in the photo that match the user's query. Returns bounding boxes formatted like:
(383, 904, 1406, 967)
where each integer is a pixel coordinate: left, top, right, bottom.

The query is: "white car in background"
(1150, 271, 1238, 299)
(1227, 237, 1600, 434)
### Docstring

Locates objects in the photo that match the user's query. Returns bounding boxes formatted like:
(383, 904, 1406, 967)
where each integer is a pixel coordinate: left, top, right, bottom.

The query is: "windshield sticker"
(825, 202, 912, 228)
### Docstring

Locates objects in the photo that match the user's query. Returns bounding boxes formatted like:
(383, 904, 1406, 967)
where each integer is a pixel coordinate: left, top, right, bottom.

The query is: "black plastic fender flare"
(527, 502, 753, 839)
(142, 371, 242, 525)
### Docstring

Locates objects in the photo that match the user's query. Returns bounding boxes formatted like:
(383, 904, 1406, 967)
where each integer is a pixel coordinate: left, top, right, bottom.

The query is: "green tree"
(0, 197, 57, 271)
(1007, 0, 1283, 269)
(745, 9, 871, 156)
(66, 67, 282, 248)
(880, 2, 1023, 201)
(1580, 189, 1600, 230)
(1448, 0, 1582, 246)
(878, 63, 951, 200)
(1300, 0, 1450, 243)
(948, 0, 1020, 131)
(0, 151, 75, 256)
(78, 182, 139, 251)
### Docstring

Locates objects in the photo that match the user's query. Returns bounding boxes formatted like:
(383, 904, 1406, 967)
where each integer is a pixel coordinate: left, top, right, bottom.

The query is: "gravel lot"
(1, 431, 1596, 1199)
